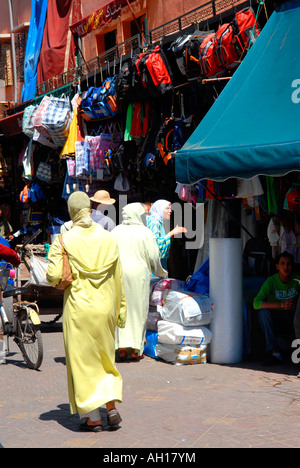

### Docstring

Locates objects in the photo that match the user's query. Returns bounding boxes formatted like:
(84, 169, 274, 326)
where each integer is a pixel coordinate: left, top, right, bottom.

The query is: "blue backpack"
(79, 75, 119, 120)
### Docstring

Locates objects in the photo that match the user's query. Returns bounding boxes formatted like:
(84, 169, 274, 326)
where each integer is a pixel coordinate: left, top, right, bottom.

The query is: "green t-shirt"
(253, 273, 300, 310)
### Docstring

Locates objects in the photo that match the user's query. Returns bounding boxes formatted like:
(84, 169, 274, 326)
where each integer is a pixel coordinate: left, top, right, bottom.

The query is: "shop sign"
(70, 0, 121, 37)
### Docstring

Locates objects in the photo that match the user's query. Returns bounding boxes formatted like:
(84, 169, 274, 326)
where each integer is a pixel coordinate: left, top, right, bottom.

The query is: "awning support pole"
(198, 180, 254, 239)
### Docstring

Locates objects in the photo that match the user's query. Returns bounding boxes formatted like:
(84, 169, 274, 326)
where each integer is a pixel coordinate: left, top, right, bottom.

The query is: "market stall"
(174, 0, 300, 363)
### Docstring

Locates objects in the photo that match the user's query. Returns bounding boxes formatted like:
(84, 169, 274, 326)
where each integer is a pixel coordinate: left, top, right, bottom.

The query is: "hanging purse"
(55, 234, 73, 290)
(36, 159, 52, 182)
(22, 105, 38, 139)
(41, 94, 72, 147)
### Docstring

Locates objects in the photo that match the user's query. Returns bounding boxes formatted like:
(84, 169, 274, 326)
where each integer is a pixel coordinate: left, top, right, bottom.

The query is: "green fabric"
(124, 102, 133, 141)
(266, 177, 279, 214)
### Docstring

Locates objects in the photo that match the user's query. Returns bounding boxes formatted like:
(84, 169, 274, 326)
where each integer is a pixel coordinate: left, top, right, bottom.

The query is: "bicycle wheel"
(15, 310, 43, 370)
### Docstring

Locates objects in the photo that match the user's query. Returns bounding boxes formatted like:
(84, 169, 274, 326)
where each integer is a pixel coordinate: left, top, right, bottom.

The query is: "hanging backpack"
(184, 30, 215, 78)
(136, 46, 173, 98)
(156, 116, 194, 166)
(199, 32, 224, 77)
(170, 32, 194, 76)
(115, 59, 140, 103)
(79, 75, 119, 120)
(232, 8, 260, 57)
(214, 23, 240, 69)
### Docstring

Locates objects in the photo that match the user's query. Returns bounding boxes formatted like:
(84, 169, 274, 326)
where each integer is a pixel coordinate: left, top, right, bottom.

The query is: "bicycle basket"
(0, 267, 10, 291)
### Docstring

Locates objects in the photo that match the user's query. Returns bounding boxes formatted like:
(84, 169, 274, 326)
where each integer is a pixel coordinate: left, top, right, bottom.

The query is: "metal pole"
(8, 0, 18, 104)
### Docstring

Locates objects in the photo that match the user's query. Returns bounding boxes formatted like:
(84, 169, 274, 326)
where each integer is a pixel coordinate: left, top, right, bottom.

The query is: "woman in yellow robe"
(46, 192, 126, 432)
(112, 203, 166, 360)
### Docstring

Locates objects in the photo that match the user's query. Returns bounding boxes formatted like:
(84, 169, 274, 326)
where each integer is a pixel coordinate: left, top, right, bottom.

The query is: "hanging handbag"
(55, 234, 73, 290)
(36, 159, 52, 182)
(87, 126, 105, 174)
(66, 158, 76, 177)
(42, 95, 72, 147)
(94, 123, 122, 180)
(22, 105, 38, 139)
(22, 139, 34, 180)
(75, 140, 89, 177)
(33, 96, 54, 142)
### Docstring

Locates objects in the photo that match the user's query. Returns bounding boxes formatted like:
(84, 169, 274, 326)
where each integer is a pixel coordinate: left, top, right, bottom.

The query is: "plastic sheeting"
(209, 238, 243, 364)
(21, 0, 49, 103)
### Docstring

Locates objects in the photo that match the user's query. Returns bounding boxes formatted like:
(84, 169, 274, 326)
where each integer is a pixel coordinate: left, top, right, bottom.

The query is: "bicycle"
(0, 231, 43, 370)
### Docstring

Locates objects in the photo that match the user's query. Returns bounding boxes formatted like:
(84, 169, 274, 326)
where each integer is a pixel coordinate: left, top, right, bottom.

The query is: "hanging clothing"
(147, 200, 171, 270)
(266, 176, 279, 214)
(46, 193, 126, 416)
(37, 0, 76, 85)
(112, 203, 166, 355)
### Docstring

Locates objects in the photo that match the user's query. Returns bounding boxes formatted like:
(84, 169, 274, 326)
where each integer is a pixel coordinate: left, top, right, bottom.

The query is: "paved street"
(0, 314, 299, 449)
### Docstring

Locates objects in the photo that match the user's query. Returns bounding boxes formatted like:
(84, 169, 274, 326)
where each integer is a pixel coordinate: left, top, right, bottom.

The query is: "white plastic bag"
(157, 320, 212, 346)
(30, 255, 50, 286)
(160, 290, 212, 326)
(150, 278, 186, 306)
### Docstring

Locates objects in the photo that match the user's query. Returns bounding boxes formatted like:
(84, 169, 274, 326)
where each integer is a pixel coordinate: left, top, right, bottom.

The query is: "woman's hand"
(169, 225, 187, 237)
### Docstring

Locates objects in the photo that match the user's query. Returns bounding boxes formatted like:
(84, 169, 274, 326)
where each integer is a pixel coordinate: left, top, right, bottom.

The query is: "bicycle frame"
(0, 230, 44, 368)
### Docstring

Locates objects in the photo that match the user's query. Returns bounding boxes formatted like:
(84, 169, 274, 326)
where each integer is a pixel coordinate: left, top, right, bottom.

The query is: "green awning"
(175, 0, 300, 184)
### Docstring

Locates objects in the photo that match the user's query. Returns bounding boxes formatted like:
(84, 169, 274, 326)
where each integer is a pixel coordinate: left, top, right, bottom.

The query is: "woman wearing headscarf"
(147, 199, 187, 270)
(111, 203, 167, 360)
(46, 192, 126, 433)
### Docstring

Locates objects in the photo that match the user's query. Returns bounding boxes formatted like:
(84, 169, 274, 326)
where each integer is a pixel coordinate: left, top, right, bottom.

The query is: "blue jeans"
(257, 308, 295, 352)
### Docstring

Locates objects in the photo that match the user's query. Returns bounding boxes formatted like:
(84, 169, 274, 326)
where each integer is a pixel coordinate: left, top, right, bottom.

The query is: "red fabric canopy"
(0, 111, 24, 136)
(37, 0, 81, 85)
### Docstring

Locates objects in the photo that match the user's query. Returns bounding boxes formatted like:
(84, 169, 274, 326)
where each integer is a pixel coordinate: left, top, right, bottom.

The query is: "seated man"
(253, 251, 300, 365)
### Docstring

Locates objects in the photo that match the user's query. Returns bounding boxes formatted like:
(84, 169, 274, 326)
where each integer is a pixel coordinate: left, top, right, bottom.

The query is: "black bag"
(171, 29, 214, 78)
(115, 57, 145, 103)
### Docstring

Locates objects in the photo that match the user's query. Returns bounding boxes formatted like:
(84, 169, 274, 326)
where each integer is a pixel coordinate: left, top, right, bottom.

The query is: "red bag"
(199, 33, 223, 77)
(136, 46, 173, 98)
(214, 23, 240, 69)
(232, 8, 260, 55)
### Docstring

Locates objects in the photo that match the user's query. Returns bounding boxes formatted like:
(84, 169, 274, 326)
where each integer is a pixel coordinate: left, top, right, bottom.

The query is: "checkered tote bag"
(66, 158, 76, 177)
(42, 95, 72, 147)
(75, 141, 90, 177)
(33, 96, 53, 142)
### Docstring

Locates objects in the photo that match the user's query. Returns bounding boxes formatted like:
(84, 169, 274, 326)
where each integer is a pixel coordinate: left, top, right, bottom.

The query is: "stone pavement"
(0, 314, 299, 449)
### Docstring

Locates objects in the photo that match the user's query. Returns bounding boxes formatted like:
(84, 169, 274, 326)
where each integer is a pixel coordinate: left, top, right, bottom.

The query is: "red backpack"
(136, 46, 173, 98)
(214, 23, 240, 69)
(199, 33, 224, 77)
(232, 8, 260, 56)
